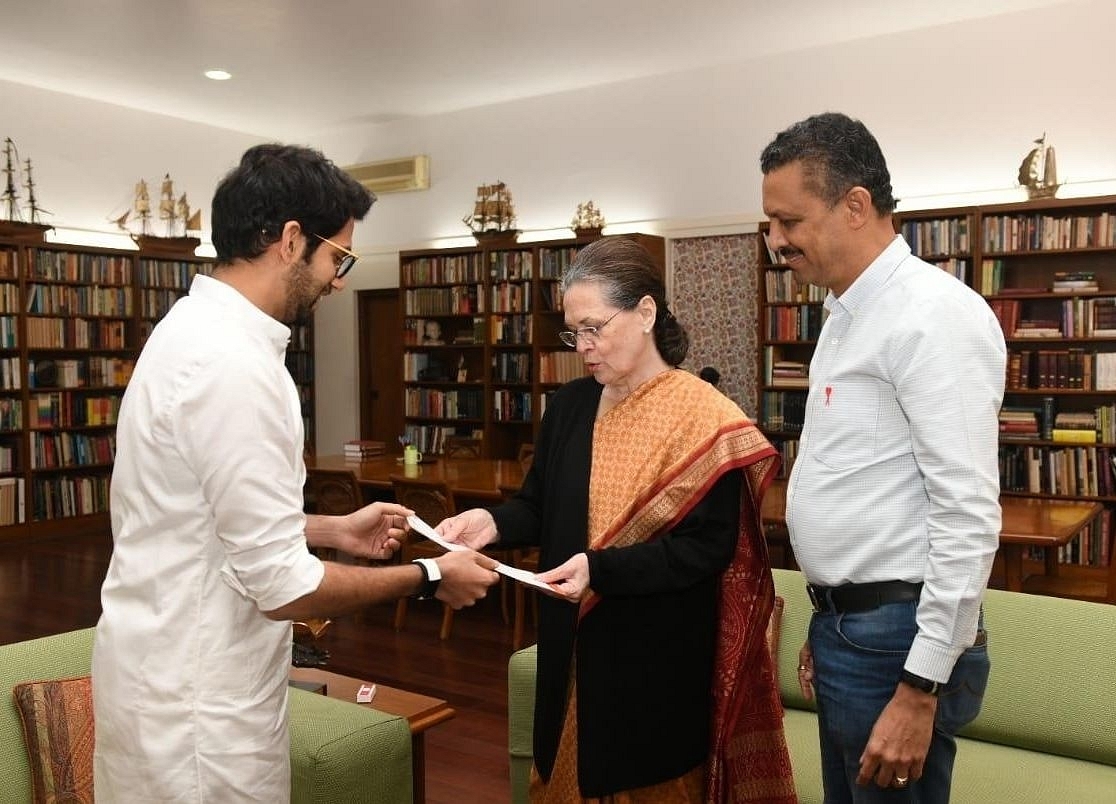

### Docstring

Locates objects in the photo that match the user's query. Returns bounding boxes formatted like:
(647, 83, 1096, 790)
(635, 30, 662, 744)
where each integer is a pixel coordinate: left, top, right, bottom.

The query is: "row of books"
(487, 250, 534, 281)
(0, 315, 14, 348)
(491, 314, 532, 345)
(0, 443, 16, 471)
(32, 251, 132, 285)
(760, 390, 806, 433)
(31, 474, 110, 521)
(1027, 508, 1111, 567)
(489, 281, 531, 313)
(401, 254, 485, 286)
(538, 350, 584, 384)
(29, 432, 116, 469)
(999, 444, 1116, 498)
(1000, 401, 1115, 443)
(138, 258, 207, 290)
(492, 352, 531, 383)
(989, 297, 1116, 339)
(0, 356, 20, 390)
(981, 212, 1116, 252)
(0, 283, 19, 313)
(25, 317, 127, 350)
(765, 305, 824, 341)
(1051, 271, 1100, 293)
(25, 283, 133, 317)
(1005, 349, 1116, 391)
(0, 398, 21, 431)
(404, 285, 485, 316)
(28, 393, 120, 428)
(401, 425, 483, 456)
(0, 249, 14, 279)
(0, 476, 25, 525)
(539, 247, 580, 279)
(493, 390, 531, 422)
(900, 217, 971, 256)
(27, 357, 134, 388)
(403, 387, 484, 419)
(763, 269, 827, 304)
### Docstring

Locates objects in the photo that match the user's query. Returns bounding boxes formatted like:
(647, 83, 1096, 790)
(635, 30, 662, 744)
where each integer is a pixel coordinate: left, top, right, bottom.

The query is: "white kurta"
(93, 275, 324, 802)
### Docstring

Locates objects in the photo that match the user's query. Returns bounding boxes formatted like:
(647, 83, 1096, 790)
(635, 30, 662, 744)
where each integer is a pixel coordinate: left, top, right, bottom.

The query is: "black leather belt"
(807, 580, 923, 614)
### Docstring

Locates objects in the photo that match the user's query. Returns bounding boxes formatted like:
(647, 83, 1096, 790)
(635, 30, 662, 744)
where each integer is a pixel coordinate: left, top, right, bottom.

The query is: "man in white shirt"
(92, 144, 500, 802)
(760, 114, 1006, 803)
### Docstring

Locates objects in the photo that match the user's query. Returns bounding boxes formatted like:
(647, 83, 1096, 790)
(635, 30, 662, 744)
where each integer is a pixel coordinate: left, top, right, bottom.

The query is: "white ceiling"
(1, 0, 1070, 141)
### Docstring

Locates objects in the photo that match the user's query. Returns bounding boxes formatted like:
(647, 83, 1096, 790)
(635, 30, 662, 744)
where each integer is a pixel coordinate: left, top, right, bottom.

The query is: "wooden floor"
(0, 529, 535, 804)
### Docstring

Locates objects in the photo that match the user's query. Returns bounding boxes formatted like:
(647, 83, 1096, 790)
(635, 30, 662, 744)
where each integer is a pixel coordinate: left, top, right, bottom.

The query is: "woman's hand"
(435, 508, 499, 550)
(535, 553, 590, 602)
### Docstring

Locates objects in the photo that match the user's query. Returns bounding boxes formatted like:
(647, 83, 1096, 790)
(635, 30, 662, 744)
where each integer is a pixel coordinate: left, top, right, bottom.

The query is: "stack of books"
(1051, 412, 1097, 444)
(1051, 271, 1099, 293)
(343, 440, 386, 461)
(999, 407, 1040, 441)
(770, 361, 809, 388)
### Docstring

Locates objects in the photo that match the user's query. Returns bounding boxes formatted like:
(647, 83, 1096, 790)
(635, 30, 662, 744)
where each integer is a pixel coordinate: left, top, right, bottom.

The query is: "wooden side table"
(290, 667, 455, 804)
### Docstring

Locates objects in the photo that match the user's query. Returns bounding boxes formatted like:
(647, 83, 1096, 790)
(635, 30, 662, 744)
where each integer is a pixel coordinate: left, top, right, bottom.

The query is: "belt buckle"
(807, 584, 824, 612)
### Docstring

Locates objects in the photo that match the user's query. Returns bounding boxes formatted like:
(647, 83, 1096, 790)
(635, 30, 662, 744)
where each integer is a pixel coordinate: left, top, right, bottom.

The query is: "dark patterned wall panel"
(670, 234, 760, 419)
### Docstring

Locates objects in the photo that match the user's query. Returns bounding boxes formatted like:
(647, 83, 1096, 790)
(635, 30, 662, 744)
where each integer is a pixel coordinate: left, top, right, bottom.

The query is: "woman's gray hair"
(560, 238, 688, 365)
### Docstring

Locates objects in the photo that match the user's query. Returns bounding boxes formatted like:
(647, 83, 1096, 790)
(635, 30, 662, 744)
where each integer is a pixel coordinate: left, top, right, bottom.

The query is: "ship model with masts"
(0, 137, 52, 242)
(112, 173, 202, 255)
(462, 181, 518, 244)
(1018, 133, 1059, 200)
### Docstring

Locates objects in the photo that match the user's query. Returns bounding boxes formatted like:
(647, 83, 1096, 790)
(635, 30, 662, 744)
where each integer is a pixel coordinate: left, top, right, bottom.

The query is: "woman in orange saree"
(438, 238, 795, 803)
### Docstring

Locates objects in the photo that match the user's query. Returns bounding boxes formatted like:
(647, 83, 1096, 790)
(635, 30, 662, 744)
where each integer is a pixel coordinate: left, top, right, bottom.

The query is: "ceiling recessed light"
(204, 69, 232, 81)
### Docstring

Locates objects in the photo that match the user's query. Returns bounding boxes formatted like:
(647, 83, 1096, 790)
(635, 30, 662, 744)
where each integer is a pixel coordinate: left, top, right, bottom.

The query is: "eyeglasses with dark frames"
(313, 233, 359, 279)
(558, 308, 624, 348)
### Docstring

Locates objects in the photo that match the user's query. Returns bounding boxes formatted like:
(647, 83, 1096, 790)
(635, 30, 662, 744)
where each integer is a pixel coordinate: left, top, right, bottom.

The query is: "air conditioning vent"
(344, 155, 430, 194)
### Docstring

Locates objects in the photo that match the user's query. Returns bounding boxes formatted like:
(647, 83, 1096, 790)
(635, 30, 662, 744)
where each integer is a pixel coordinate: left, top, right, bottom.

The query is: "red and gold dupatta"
(584, 370, 796, 804)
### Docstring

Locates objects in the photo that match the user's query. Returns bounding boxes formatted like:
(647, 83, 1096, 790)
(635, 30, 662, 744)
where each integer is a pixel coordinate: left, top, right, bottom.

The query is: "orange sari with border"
(572, 370, 796, 803)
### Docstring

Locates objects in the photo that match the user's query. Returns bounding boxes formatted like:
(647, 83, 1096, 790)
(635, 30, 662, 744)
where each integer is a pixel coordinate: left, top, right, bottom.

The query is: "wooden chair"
(1021, 525, 1116, 604)
(499, 482, 540, 650)
(304, 468, 364, 516)
(390, 475, 459, 639)
(516, 443, 535, 472)
(391, 473, 518, 639)
(444, 436, 483, 458)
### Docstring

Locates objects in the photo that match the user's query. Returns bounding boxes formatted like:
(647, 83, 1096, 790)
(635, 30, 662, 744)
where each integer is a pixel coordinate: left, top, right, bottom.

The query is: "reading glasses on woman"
(558, 308, 623, 348)
(314, 233, 359, 279)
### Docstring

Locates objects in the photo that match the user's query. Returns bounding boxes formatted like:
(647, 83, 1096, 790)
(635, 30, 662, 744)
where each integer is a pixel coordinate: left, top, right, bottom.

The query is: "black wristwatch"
(411, 558, 442, 600)
(900, 669, 941, 696)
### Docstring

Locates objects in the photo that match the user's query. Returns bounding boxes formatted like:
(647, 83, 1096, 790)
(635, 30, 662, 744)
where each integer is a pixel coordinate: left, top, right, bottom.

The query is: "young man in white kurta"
(93, 275, 324, 801)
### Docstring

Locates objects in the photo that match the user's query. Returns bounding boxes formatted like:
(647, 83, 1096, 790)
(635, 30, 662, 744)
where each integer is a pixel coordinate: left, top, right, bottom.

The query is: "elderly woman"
(438, 237, 794, 803)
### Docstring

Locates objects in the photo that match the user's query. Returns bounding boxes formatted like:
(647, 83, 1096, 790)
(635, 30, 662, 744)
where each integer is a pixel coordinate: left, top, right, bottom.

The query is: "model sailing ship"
(0, 138, 52, 241)
(1018, 133, 1059, 200)
(112, 173, 202, 255)
(462, 182, 518, 242)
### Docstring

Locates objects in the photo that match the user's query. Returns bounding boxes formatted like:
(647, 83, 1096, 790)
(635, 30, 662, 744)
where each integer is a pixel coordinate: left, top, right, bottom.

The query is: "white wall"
(5, 0, 1114, 452)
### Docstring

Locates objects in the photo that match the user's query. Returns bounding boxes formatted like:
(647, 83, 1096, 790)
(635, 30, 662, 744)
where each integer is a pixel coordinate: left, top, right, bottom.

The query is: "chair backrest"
(389, 475, 457, 525)
(305, 468, 363, 515)
(445, 436, 483, 458)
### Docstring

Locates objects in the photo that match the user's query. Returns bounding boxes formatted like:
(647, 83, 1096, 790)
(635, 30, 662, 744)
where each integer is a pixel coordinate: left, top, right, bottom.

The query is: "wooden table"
(759, 479, 1103, 592)
(308, 453, 526, 504)
(290, 666, 454, 804)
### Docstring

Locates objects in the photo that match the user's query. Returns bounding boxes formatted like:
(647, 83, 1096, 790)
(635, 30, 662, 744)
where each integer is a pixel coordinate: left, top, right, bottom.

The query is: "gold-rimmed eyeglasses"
(313, 233, 359, 279)
(558, 308, 624, 348)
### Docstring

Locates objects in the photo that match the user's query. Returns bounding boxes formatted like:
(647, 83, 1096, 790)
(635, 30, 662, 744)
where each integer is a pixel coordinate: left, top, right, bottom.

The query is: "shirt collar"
(189, 273, 292, 353)
(824, 235, 911, 316)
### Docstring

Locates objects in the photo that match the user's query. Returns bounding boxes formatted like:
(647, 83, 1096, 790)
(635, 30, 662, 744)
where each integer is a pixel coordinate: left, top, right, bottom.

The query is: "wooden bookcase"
(399, 233, 664, 458)
(0, 233, 317, 542)
(757, 194, 1116, 577)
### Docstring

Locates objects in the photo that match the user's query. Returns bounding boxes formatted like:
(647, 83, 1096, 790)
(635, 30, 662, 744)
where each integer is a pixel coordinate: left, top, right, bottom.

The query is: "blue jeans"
(809, 600, 989, 804)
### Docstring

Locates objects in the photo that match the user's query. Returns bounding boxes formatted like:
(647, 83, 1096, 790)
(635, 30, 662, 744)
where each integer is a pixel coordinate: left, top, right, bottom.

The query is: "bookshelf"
(0, 234, 316, 541)
(758, 194, 1116, 583)
(399, 233, 664, 458)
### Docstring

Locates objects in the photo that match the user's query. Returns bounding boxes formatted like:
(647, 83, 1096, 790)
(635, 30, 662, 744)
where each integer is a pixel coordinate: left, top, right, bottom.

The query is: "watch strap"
(900, 669, 941, 696)
(411, 558, 441, 600)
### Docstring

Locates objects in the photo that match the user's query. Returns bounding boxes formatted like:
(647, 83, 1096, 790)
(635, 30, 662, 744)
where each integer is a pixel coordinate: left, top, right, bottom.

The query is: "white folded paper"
(406, 514, 553, 592)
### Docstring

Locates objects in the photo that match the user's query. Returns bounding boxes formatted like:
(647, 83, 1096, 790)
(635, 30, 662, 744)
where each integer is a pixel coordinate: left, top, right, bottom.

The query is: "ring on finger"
(895, 775, 909, 787)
